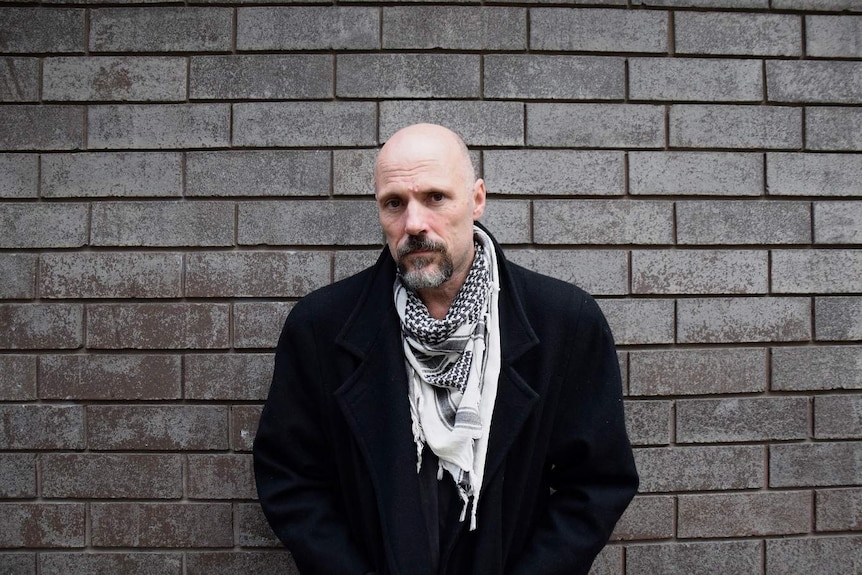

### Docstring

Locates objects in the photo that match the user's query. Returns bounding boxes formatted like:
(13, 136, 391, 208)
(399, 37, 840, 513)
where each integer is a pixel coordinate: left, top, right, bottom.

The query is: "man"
(254, 123, 638, 575)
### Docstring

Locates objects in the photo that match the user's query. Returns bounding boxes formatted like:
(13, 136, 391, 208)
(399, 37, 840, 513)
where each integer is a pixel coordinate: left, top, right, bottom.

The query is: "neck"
(416, 248, 475, 320)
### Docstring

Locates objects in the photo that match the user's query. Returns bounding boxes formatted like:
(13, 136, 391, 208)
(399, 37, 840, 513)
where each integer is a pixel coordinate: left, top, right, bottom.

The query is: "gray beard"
(399, 254, 454, 291)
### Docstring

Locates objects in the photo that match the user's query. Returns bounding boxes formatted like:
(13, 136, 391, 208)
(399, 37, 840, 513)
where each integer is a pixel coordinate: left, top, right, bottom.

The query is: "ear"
(471, 179, 486, 220)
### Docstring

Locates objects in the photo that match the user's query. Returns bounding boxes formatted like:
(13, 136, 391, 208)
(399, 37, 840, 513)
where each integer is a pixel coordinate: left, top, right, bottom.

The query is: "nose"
(403, 201, 428, 236)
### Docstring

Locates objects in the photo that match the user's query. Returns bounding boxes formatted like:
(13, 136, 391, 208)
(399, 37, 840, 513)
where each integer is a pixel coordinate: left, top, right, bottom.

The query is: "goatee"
(396, 235, 454, 291)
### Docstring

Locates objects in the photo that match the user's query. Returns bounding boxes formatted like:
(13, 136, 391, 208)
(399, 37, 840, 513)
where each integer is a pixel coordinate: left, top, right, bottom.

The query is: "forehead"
(375, 154, 462, 194)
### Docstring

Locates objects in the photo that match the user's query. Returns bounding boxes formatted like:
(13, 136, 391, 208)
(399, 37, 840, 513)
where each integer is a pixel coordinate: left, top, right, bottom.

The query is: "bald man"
(254, 124, 638, 575)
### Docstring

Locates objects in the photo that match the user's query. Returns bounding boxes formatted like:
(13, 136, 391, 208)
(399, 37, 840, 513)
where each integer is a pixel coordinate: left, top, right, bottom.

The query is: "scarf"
(394, 226, 501, 530)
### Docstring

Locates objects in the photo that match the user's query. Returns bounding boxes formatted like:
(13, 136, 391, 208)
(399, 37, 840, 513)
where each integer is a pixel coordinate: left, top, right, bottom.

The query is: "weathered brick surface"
(0, 355, 36, 400)
(768, 61, 862, 104)
(815, 296, 862, 341)
(41, 252, 183, 299)
(0, 405, 84, 450)
(677, 297, 810, 343)
(186, 252, 330, 298)
(88, 406, 228, 450)
(91, 503, 232, 547)
(238, 7, 379, 50)
(626, 540, 762, 574)
(187, 454, 256, 500)
(0, 554, 34, 575)
(479, 200, 530, 244)
(678, 491, 811, 537)
(379, 100, 523, 146)
(767, 152, 862, 196)
(383, 7, 525, 50)
(0, 105, 83, 150)
(807, 15, 862, 57)
(237, 502, 280, 547)
(484, 150, 624, 196)
(676, 201, 811, 245)
(41, 454, 182, 499)
(598, 299, 675, 345)
(629, 152, 763, 196)
(0, 203, 88, 248)
(766, 536, 862, 575)
(0, 304, 82, 349)
(534, 200, 673, 245)
(815, 201, 862, 244)
(773, 249, 862, 293)
(485, 55, 623, 100)
(527, 104, 664, 148)
(0, 8, 85, 53)
(238, 200, 380, 246)
(772, 346, 862, 391)
(187, 150, 330, 197)
(186, 552, 299, 575)
(0, 504, 85, 548)
(816, 488, 862, 532)
(334, 250, 382, 283)
(185, 353, 273, 401)
(40, 553, 183, 575)
(676, 397, 808, 443)
(86, 303, 230, 349)
(630, 58, 762, 102)
(770, 442, 862, 487)
(808, 107, 862, 151)
(610, 494, 674, 540)
(675, 12, 801, 56)
(635, 445, 765, 492)
(190, 55, 332, 100)
(231, 406, 263, 452)
(41, 152, 183, 198)
(506, 249, 627, 296)
(670, 104, 802, 149)
(234, 102, 376, 147)
(43, 57, 186, 102)
(0, 154, 37, 198)
(90, 8, 232, 53)
(90, 201, 234, 247)
(624, 400, 671, 446)
(589, 546, 621, 575)
(814, 395, 862, 439)
(0, 253, 36, 299)
(0, 57, 39, 102)
(630, 348, 767, 396)
(333, 149, 377, 196)
(40, 354, 182, 400)
(632, 250, 767, 295)
(89, 104, 230, 149)
(233, 302, 294, 349)
(338, 54, 480, 99)
(531, 8, 667, 53)
(0, 454, 36, 498)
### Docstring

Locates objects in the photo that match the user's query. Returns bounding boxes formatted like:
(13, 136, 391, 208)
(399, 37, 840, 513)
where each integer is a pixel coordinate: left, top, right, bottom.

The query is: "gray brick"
(506, 249, 628, 296)
(238, 200, 380, 246)
(676, 12, 801, 56)
(815, 202, 862, 244)
(234, 102, 376, 147)
(334, 250, 381, 282)
(768, 61, 862, 104)
(334, 149, 377, 196)
(772, 346, 862, 391)
(769, 152, 862, 197)
(0, 253, 36, 299)
(597, 299, 675, 345)
(0, 105, 83, 151)
(630, 152, 762, 196)
(0, 58, 39, 101)
(0, 504, 85, 548)
(766, 536, 862, 575)
(0, 405, 84, 450)
(0, 356, 36, 401)
(88, 104, 229, 149)
(624, 400, 671, 446)
(87, 303, 230, 350)
(677, 397, 808, 443)
(233, 302, 294, 349)
(530, 8, 667, 53)
(380, 101, 523, 146)
(88, 406, 228, 450)
(0, 454, 35, 498)
(633, 250, 767, 295)
(815, 395, 862, 439)
(670, 104, 802, 149)
(187, 454, 256, 500)
(777, 0, 862, 10)
(0, 8, 85, 53)
(40, 354, 182, 400)
(630, 58, 762, 102)
(589, 547, 621, 575)
(478, 200, 530, 244)
(42, 152, 182, 198)
(484, 150, 624, 196)
(90, 7, 232, 52)
(185, 353, 273, 401)
(534, 200, 673, 245)
(633, 0, 768, 6)
(628, 542, 762, 575)
(43, 57, 186, 102)
(677, 200, 811, 245)
(0, 304, 82, 349)
(186, 252, 330, 298)
(382, 7, 525, 50)
(807, 15, 862, 57)
(630, 348, 767, 396)
(527, 103, 663, 148)
(40, 253, 182, 299)
(238, 7, 378, 50)
(771, 442, 862, 487)
(231, 405, 262, 453)
(0, 154, 37, 198)
(679, 492, 811, 538)
(816, 297, 862, 341)
(187, 151, 330, 197)
(485, 55, 623, 100)
(0, 203, 87, 248)
(678, 297, 810, 343)
(190, 55, 332, 100)
(816, 488, 862, 531)
(808, 107, 862, 151)
(91, 503, 232, 548)
(90, 201, 234, 247)
(611, 494, 674, 540)
(0, 555, 32, 575)
(41, 553, 182, 575)
(186, 551, 298, 575)
(237, 503, 279, 547)
(634, 445, 764, 492)
(773, 250, 862, 294)
(42, 454, 182, 499)
(338, 54, 479, 99)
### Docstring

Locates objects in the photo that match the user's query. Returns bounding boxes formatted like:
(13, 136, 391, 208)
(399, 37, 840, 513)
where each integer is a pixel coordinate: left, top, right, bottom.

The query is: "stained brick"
(231, 406, 262, 452)
(766, 536, 862, 575)
(91, 503, 232, 547)
(233, 302, 294, 349)
(630, 58, 762, 102)
(90, 201, 234, 247)
(40, 553, 183, 575)
(188, 454, 256, 500)
(627, 541, 761, 575)
(0, 253, 36, 299)
(630, 348, 767, 396)
(0, 105, 83, 151)
(40, 354, 182, 400)
(41, 454, 182, 499)
(0, 203, 87, 248)
(88, 406, 228, 451)
(808, 107, 862, 151)
(0, 554, 34, 575)
(334, 251, 382, 283)
(88, 104, 230, 149)
(0, 504, 85, 548)
(0, 355, 36, 401)
(186, 252, 329, 298)
(187, 150, 329, 197)
(597, 299, 675, 345)
(43, 57, 186, 102)
(530, 8, 667, 53)
(815, 395, 862, 439)
(772, 346, 862, 392)
(90, 8, 232, 52)
(816, 297, 862, 341)
(191, 55, 332, 100)
(86, 303, 230, 350)
(768, 153, 862, 197)
(238, 200, 380, 246)
(186, 552, 299, 575)
(815, 202, 862, 244)
(677, 297, 810, 344)
(505, 249, 628, 296)
(677, 397, 808, 443)
(624, 400, 671, 446)
(237, 7, 379, 50)
(0, 58, 39, 101)
(484, 55, 624, 100)
(42, 152, 182, 198)
(379, 101, 523, 146)
(675, 12, 800, 56)
(634, 445, 764, 493)
(333, 149, 377, 196)
(807, 15, 862, 57)
(670, 104, 802, 149)
(382, 7, 525, 50)
(679, 491, 811, 538)
(0, 454, 36, 498)
(534, 200, 673, 245)
(0, 8, 85, 53)
(527, 104, 664, 148)
(816, 488, 862, 532)
(234, 102, 376, 147)
(185, 353, 273, 401)
(610, 495, 674, 541)
(236, 502, 279, 547)
(630, 152, 763, 196)
(633, 250, 767, 295)
(338, 54, 479, 99)
(0, 405, 84, 450)
(768, 61, 862, 104)
(0, 154, 37, 198)
(770, 442, 862, 487)
(483, 150, 624, 196)
(0, 304, 83, 350)
(773, 250, 862, 293)
(677, 200, 810, 245)
(41, 253, 182, 299)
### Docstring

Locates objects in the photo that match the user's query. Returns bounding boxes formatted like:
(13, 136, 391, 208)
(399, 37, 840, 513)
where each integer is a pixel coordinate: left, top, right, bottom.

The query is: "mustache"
(396, 235, 446, 259)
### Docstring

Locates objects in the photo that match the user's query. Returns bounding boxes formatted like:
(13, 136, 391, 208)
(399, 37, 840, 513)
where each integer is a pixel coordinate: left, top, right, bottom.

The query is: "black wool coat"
(254, 230, 638, 575)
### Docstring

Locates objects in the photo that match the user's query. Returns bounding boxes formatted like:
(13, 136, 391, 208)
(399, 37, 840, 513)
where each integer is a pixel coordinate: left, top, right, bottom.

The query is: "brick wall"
(1, 1, 861, 574)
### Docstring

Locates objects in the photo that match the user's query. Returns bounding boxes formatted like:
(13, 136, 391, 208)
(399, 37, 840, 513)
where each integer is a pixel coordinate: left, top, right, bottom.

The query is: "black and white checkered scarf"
(394, 226, 501, 531)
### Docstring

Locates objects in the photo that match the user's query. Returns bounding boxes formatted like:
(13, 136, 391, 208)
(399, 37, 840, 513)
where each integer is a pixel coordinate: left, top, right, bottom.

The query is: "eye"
(382, 197, 402, 210)
(429, 192, 445, 203)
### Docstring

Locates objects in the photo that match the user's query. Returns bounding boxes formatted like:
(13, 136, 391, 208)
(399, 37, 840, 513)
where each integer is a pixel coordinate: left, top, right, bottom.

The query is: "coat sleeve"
(509, 293, 639, 575)
(253, 306, 376, 575)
